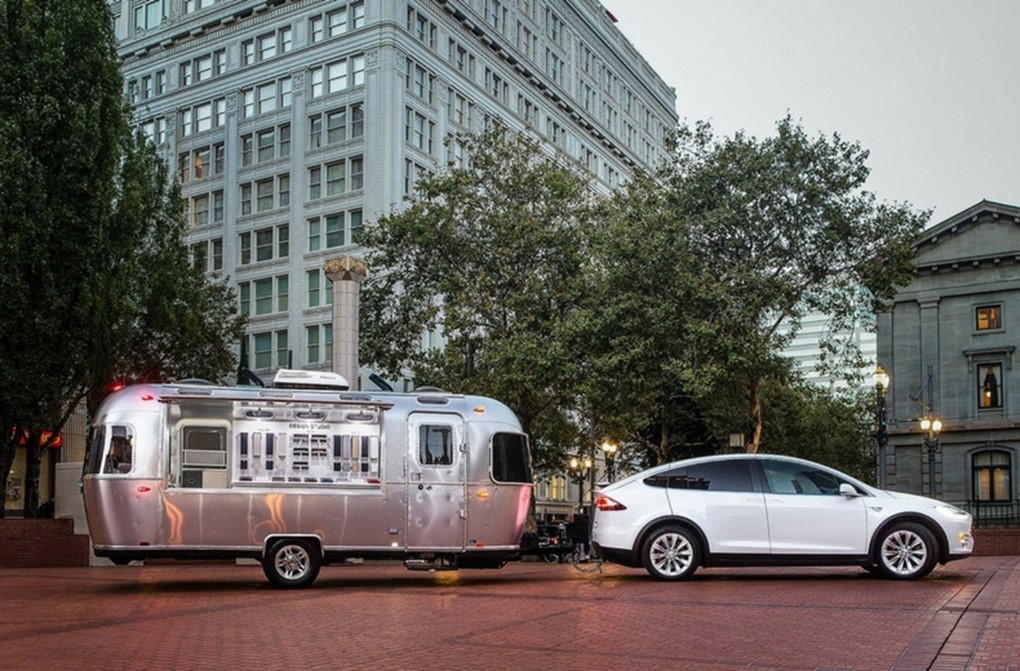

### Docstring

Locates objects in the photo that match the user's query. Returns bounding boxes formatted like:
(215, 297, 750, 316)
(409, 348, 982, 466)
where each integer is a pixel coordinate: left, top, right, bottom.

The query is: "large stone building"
(109, 0, 677, 386)
(877, 200, 1020, 525)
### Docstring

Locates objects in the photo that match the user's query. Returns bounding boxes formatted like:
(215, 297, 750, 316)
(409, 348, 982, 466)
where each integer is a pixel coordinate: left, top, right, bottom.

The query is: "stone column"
(325, 256, 367, 390)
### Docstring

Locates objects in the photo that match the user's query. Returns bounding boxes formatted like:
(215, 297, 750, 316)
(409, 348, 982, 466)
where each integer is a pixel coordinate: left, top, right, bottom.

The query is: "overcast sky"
(600, 0, 1020, 226)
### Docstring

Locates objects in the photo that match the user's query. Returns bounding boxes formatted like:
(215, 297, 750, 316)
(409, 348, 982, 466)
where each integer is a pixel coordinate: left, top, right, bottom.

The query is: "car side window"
(761, 459, 843, 495)
(644, 460, 753, 492)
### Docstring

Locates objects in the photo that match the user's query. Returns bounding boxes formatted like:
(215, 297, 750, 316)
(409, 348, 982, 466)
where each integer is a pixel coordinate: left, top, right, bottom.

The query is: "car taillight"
(595, 494, 626, 511)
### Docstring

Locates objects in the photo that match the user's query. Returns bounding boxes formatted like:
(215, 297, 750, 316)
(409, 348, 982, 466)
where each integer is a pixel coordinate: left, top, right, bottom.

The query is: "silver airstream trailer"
(81, 371, 533, 588)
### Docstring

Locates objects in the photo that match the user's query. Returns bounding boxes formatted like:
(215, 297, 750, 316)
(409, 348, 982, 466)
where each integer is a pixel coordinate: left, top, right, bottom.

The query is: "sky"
(600, 0, 1020, 226)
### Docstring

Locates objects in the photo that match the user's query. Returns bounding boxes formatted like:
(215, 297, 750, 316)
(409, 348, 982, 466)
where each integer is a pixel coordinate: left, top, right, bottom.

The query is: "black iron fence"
(963, 500, 1020, 528)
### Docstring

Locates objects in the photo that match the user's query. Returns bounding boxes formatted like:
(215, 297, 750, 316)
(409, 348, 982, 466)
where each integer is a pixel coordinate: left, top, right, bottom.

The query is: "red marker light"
(137, 486, 151, 493)
(141, 394, 154, 401)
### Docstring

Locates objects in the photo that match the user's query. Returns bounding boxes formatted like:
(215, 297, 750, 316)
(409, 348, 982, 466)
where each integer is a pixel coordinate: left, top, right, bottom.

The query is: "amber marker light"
(476, 490, 490, 500)
(473, 405, 486, 414)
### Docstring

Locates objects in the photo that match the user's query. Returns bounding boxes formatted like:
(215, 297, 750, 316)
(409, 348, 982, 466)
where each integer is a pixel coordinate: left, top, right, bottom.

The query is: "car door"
(663, 459, 770, 554)
(758, 458, 868, 555)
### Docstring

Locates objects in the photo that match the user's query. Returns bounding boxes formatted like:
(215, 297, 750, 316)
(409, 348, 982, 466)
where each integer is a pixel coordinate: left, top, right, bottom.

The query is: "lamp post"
(601, 440, 618, 483)
(920, 415, 943, 499)
(874, 365, 890, 489)
(567, 455, 591, 512)
(728, 428, 745, 452)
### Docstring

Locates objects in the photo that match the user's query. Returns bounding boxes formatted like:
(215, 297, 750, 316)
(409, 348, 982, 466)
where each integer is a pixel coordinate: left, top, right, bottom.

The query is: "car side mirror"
(839, 483, 860, 497)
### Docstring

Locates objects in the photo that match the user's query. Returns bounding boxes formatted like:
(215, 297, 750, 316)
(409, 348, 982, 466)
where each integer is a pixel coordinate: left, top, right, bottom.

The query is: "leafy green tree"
(0, 0, 243, 516)
(663, 117, 926, 453)
(359, 126, 595, 472)
(580, 172, 725, 465)
(758, 381, 876, 483)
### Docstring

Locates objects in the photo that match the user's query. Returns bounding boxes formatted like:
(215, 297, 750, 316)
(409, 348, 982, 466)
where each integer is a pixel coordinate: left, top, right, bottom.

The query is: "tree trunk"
(657, 410, 670, 465)
(0, 438, 15, 519)
(747, 378, 762, 454)
(22, 432, 42, 518)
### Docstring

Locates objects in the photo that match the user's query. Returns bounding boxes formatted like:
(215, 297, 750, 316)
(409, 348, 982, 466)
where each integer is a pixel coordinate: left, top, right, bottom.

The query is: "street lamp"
(601, 440, 618, 483)
(874, 365, 890, 489)
(728, 428, 745, 452)
(567, 455, 591, 512)
(920, 415, 943, 499)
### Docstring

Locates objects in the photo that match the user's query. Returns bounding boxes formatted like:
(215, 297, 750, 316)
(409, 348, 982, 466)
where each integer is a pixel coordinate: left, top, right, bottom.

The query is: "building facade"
(110, 0, 677, 388)
(877, 200, 1020, 525)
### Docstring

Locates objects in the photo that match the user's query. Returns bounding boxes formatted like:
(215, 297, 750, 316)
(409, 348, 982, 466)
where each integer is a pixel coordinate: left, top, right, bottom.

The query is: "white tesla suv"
(592, 454, 974, 580)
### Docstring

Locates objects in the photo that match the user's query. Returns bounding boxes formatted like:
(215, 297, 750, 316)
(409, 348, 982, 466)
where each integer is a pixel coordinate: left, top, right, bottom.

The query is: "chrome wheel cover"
(649, 532, 694, 577)
(880, 529, 928, 576)
(274, 544, 311, 581)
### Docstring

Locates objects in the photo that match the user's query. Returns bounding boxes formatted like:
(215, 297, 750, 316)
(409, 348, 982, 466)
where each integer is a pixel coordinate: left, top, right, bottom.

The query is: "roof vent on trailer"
(271, 369, 350, 391)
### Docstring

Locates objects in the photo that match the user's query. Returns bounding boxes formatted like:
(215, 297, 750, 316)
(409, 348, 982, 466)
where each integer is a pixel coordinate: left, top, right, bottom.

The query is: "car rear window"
(644, 460, 753, 492)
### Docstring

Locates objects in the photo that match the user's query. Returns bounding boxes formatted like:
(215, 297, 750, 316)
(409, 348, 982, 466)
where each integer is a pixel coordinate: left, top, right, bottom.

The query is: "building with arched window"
(877, 200, 1020, 526)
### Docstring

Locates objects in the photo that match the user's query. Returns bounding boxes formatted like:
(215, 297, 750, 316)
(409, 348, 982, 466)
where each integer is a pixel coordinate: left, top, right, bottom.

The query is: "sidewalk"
(1, 556, 1017, 670)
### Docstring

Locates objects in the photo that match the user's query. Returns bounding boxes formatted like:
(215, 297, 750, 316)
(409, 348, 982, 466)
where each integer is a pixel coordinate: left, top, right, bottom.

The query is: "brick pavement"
(1, 556, 1017, 671)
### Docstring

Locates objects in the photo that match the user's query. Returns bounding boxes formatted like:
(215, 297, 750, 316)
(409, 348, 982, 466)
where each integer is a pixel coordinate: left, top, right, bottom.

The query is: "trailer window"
(84, 426, 106, 475)
(491, 433, 531, 483)
(104, 426, 134, 474)
(419, 425, 454, 465)
(183, 426, 227, 468)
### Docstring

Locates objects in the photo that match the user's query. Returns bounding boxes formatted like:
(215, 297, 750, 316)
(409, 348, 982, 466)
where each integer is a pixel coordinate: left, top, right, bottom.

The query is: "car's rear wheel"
(876, 522, 938, 580)
(642, 525, 700, 581)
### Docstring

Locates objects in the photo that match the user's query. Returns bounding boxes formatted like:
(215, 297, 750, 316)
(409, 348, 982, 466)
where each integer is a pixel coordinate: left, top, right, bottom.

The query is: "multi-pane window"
(191, 242, 206, 272)
(307, 156, 363, 199)
(188, 190, 223, 227)
(404, 159, 428, 195)
(407, 60, 434, 103)
(242, 27, 292, 65)
(310, 57, 365, 98)
(307, 269, 334, 308)
(545, 9, 563, 45)
(178, 145, 221, 182)
(977, 305, 1002, 331)
(276, 330, 289, 369)
(256, 179, 274, 212)
(179, 98, 225, 137)
(485, 68, 507, 104)
(211, 237, 223, 271)
(241, 78, 292, 118)
(487, 0, 506, 31)
(239, 224, 288, 264)
(191, 194, 209, 227)
(310, 104, 364, 147)
(406, 108, 434, 154)
(254, 332, 272, 369)
(246, 275, 288, 316)
(243, 125, 290, 166)
(448, 39, 475, 77)
(517, 22, 536, 59)
(307, 324, 334, 364)
(142, 116, 168, 144)
(546, 49, 562, 85)
(407, 6, 436, 48)
(307, 211, 360, 251)
(979, 363, 1004, 409)
(973, 451, 1011, 501)
(133, 0, 167, 32)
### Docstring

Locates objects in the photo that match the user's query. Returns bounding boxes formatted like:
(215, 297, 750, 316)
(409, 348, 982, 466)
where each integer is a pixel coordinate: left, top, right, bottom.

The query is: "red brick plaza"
(1, 557, 1017, 671)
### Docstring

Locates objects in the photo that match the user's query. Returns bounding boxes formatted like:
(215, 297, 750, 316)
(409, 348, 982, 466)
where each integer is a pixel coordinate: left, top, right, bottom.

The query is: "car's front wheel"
(875, 522, 938, 580)
(642, 525, 700, 581)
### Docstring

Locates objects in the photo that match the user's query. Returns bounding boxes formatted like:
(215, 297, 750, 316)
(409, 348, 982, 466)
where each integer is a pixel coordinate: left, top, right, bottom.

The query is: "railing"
(963, 500, 1020, 529)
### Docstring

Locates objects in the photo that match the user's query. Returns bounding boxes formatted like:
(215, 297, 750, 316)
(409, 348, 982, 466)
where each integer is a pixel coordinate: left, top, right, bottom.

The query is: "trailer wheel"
(263, 538, 321, 589)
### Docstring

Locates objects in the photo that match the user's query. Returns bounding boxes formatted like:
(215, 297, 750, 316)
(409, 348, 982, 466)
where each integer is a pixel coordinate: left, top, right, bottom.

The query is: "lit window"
(973, 450, 1011, 501)
(978, 363, 1003, 409)
(977, 305, 1002, 331)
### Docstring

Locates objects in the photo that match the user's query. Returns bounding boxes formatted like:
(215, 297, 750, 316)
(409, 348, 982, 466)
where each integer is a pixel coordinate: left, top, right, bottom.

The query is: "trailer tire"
(263, 538, 321, 589)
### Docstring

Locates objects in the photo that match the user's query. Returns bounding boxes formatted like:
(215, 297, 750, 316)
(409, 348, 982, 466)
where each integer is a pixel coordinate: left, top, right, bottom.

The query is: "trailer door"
(407, 413, 466, 550)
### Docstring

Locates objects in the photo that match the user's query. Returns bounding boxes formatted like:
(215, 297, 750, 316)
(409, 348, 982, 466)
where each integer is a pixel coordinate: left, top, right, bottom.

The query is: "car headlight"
(935, 504, 971, 520)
